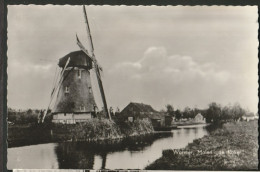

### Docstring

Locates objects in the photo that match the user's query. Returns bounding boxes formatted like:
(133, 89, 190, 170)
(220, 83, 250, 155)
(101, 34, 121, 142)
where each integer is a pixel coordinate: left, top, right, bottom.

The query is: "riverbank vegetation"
(163, 102, 256, 124)
(146, 120, 258, 170)
(7, 102, 256, 148)
(8, 118, 154, 147)
(53, 118, 154, 141)
(8, 108, 40, 124)
(8, 122, 53, 147)
(8, 102, 254, 126)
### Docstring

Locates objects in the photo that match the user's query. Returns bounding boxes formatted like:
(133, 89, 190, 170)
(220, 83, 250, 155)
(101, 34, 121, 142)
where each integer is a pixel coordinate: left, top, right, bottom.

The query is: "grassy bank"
(146, 120, 258, 170)
(53, 118, 154, 141)
(8, 119, 154, 147)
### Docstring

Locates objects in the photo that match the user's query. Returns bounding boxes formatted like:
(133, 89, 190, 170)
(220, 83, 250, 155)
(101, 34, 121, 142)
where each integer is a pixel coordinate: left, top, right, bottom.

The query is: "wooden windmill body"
(51, 51, 97, 123)
(41, 6, 111, 123)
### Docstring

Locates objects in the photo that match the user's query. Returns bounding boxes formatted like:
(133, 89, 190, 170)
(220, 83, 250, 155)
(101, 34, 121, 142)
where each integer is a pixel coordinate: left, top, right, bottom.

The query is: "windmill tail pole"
(95, 63, 111, 120)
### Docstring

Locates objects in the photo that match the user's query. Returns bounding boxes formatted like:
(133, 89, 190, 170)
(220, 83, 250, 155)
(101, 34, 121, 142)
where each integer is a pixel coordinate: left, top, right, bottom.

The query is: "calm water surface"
(8, 124, 209, 169)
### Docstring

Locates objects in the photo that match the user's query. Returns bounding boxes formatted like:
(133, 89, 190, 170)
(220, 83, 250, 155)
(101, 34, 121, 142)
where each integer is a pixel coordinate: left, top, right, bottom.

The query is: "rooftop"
(129, 102, 157, 113)
(58, 50, 93, 69)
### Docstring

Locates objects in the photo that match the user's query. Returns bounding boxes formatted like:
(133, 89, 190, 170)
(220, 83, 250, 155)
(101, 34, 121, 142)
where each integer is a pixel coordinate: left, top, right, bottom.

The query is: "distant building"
(242, 113, 257, 122)
(120, 102, 156, 120)
(193, 113, 206, 123)
(120, 102, 172, 127)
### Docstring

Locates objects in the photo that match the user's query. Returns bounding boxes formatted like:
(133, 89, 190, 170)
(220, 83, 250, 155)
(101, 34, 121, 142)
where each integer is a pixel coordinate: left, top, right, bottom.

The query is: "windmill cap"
(59, 50, 93, 69)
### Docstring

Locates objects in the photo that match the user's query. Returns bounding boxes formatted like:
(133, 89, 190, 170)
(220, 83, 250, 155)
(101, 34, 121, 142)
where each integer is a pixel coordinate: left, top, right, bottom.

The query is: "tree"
(221, 105, 232, 122)
(166, 104, 174, 117)
(175, 109, 182, 120)
(183, 107, 191, 119)
(206, 102, 222, 123)
(27, 109, 33, 115)
(231, 103, 245, 121)
(189, 109, 197, 119)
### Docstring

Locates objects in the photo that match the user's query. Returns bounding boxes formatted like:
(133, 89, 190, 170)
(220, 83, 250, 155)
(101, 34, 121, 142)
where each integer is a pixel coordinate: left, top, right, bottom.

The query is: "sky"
(7, 5, 258, 113)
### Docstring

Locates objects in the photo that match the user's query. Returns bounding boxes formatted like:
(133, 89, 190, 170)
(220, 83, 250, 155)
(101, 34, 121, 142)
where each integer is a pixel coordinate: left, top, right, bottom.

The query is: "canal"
(8, 124, 209, 169)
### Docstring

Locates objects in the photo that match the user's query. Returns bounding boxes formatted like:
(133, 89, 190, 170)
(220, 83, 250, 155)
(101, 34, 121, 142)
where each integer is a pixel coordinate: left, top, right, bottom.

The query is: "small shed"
(193, 113, 205, 123)
(150, 113, 165, 127)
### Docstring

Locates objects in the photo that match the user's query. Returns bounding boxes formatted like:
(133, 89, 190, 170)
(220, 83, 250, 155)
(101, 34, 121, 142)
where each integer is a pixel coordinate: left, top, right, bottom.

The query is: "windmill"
(41, 6, 111, 123)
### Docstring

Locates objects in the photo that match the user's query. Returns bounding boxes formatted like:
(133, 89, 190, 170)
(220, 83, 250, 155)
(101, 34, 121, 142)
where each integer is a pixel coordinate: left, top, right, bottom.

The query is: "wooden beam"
(42, 57, 70, 122)
(82, 5, 111, 120)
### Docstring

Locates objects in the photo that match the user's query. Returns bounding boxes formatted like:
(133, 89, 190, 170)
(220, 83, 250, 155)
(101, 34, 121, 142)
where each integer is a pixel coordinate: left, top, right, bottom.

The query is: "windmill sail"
(81, 5, 111, 120)
(41, 57, 71, 122)
(83, 5, 94, 55)
(76, 34, 91, 57)
(76, 34, 102, 72)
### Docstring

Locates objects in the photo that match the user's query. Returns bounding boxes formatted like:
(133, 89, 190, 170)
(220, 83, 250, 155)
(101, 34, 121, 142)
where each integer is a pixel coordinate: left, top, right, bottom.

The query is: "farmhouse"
(120, 102, 172, 127)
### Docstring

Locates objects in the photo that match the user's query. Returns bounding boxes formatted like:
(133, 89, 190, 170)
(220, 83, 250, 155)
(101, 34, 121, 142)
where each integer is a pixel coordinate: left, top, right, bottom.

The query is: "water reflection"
(55, 132, 172, 169)
(7, 143, 59, 169)
(8, 124, 209, 169)
(55, 142, 95, 169)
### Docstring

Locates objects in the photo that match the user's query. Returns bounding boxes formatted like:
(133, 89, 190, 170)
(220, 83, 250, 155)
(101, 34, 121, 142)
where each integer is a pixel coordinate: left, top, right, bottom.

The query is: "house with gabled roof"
(120, 102, 172, 127)
(193, 113, 206, 123)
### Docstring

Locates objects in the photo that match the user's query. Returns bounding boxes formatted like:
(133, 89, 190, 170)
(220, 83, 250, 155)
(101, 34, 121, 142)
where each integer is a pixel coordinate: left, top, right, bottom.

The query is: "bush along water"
(52, 118, 154, 142)
(117, 118, 154, 137)
(8, 118, 154, 147)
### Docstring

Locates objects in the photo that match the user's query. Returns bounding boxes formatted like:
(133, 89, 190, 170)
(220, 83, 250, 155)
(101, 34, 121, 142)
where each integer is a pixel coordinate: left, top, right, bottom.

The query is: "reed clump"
(8, 118, 154, 147)
(118, 119, 154, 136)
(71, 119, 122, 140)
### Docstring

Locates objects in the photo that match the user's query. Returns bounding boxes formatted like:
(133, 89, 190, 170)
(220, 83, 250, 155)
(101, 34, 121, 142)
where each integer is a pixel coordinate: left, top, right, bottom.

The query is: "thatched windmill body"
(41, 6, 111, 123)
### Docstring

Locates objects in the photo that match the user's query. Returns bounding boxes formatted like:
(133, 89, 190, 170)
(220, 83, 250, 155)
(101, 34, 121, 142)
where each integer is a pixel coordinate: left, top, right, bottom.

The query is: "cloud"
(106, 46, 239, 111)
(111, 46, 230, 84)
